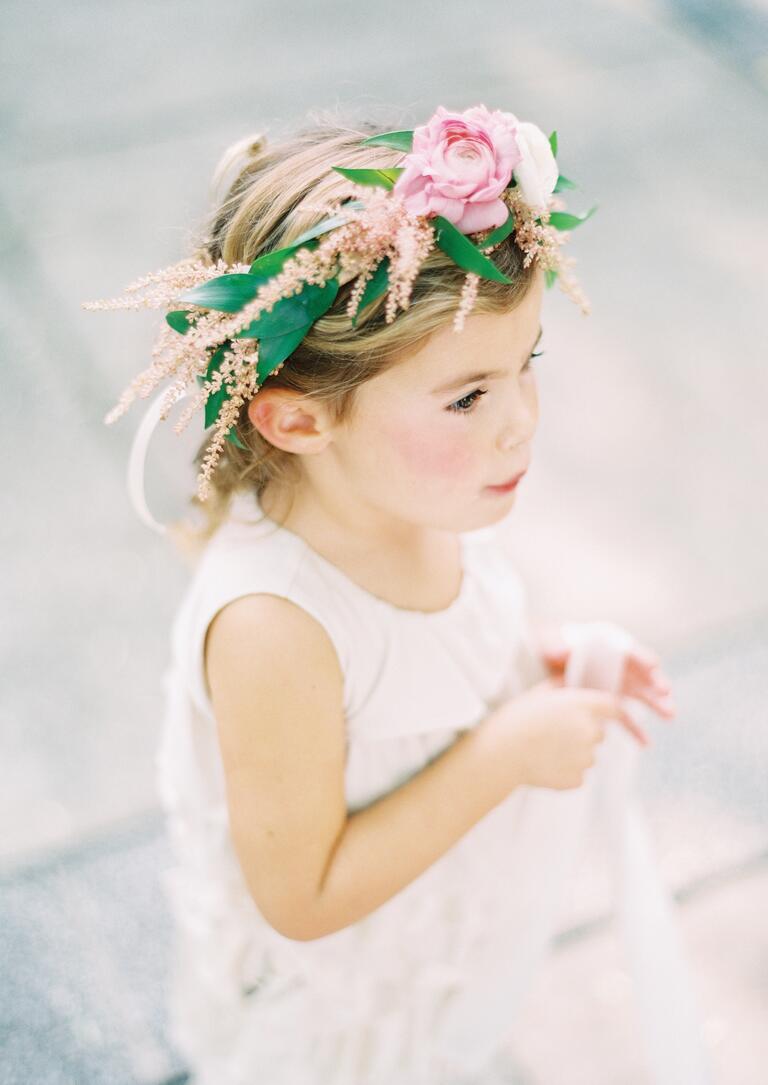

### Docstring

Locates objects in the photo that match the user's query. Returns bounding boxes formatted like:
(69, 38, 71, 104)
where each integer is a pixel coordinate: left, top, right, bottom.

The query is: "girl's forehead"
(389, 300, 543, 392)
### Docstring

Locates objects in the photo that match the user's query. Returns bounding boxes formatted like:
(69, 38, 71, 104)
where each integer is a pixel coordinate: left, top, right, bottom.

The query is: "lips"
(489, 469, 527, 488)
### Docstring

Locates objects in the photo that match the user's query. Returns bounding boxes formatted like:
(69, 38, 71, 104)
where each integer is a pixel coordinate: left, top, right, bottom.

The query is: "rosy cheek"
(383, 418, 473, 479)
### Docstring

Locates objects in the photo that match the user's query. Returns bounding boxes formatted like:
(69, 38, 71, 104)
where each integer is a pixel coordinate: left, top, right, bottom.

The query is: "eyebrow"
(431, 326, 544, 395)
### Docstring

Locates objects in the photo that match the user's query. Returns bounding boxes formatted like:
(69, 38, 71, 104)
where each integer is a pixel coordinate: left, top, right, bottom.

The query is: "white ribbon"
(126, 386, 195, 536)
(437, 621, 713, 1083)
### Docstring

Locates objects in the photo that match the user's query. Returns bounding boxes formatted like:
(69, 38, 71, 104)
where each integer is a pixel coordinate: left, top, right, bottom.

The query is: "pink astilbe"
(502, 187, 563, 272)
(502, 187, 591, 315)
(384, 212, 436, 323)
(329, 187, 437, 321)
(83, 257, 244, 312)
(453, 272, 481, 333)
(197, 340, 260, 501)
(86, 259, 253, 425)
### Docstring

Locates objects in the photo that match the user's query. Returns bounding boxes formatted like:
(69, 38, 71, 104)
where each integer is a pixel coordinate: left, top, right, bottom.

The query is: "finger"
(622, 664, 675, 709)
(611, 711, 646, 746)
(613, 710, 651, 747)
(656, 694, 677, 718)
(587, 692, 651, 746)
(649, 666, 673, 693)
(633, 687, 677, 720)
(626, 649, 670, 692)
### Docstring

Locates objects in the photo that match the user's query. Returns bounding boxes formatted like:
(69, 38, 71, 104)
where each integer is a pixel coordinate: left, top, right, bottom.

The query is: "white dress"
(155, 489, 712, 1085)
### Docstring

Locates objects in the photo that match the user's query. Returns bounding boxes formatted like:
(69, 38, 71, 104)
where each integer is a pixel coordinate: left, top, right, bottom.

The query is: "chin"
(484, 495, 519, 523)
(454, 492, 518, 533)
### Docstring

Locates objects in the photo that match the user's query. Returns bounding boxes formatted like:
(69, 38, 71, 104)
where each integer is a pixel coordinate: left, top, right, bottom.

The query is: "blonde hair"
(167, 108, 538, 563)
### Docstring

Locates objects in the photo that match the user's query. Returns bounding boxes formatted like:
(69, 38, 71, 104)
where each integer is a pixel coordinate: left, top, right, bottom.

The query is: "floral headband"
(83, 103, 596, 516)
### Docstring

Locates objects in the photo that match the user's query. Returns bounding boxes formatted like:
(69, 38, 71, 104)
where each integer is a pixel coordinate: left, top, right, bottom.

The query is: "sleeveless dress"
(155, 489, 712, 1085)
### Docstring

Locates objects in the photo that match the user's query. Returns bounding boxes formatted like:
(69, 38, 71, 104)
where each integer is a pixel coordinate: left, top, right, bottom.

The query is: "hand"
(534, 624, 677, 720)
(483, 675, 649, 792)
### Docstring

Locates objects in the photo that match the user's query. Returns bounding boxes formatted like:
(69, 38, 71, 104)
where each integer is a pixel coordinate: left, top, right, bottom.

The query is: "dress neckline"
(227, 489, 473, 619)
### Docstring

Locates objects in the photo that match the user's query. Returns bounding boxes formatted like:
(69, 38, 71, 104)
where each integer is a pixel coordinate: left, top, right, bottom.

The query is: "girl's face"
(333, 270, 544, 534)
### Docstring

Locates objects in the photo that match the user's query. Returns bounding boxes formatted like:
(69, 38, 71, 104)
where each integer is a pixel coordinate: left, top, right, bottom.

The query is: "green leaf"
(235, 277, 340, 338)
(553, 173, 577, 193)
(476, 209, 515, 249)
(549, 130, 558, 157)
(179, 273, 261, 313)
(203, 346, 226, 382)
(544, 268, 558, 289)
(203, 346, 230, 428)
(249, 246, 307, 281)
(359, 130, 414, 153)
(432, 216, 512, 284)
(548, 204, 598, 231)
(247, 202, 367, 276)
(166, 310, 194, 334)
(255, 323, 314, 382)
(285, 210, 359, 251)
(207, 390, 230, 429)
(376, 167, 403, 185)
(350, 258, 390, 328)
(331, 165, 403, 190)
(200, 347, 253, 449)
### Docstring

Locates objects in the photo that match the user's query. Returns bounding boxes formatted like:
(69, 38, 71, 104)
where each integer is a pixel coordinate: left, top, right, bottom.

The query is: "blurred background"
(2, 0, 767, 1082)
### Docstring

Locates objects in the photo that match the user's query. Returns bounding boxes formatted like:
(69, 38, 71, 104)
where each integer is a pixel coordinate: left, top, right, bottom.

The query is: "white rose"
(512, 122, 559, 213)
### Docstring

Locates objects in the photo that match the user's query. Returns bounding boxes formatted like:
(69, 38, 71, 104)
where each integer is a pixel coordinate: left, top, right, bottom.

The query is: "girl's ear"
(247, 388, 330, 452)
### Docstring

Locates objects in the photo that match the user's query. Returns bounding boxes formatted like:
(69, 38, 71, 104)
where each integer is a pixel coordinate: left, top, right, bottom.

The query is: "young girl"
(85, 105, 710, 1084)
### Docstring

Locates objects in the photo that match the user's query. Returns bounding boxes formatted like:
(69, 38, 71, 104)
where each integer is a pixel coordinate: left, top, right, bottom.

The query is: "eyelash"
(446, 351, 544, 414)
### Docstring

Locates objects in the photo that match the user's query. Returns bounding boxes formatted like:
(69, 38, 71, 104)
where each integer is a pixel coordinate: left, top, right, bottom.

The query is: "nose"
(496, 397, 537, 452)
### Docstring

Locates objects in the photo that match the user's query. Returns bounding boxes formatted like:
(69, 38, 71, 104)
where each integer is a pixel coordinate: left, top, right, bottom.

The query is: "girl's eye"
(445, 351, 544, 414)
(446, 388, 488, 414)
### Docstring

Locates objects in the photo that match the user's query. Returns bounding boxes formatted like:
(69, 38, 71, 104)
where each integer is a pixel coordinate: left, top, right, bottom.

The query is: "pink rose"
(393, 104, 523, 235)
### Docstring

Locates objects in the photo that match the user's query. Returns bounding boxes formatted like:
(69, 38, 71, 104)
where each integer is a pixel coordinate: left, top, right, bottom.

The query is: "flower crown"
(83, 104, 596, 505)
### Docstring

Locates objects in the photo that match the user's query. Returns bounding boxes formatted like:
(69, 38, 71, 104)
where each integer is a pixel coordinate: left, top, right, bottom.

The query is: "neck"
(258, 478, 462, 612)
(258, 478, 448, 563)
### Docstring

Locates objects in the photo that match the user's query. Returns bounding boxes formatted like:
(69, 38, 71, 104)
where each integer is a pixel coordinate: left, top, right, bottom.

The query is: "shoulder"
(170, 508, 395, 721)
(176, 517, 349, 700)
(205, 592, 345, 722)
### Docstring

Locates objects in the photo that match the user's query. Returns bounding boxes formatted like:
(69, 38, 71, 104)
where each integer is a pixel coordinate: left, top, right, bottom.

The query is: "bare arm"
(205, 593, 523, 942)
(313, 718, 519, 936)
